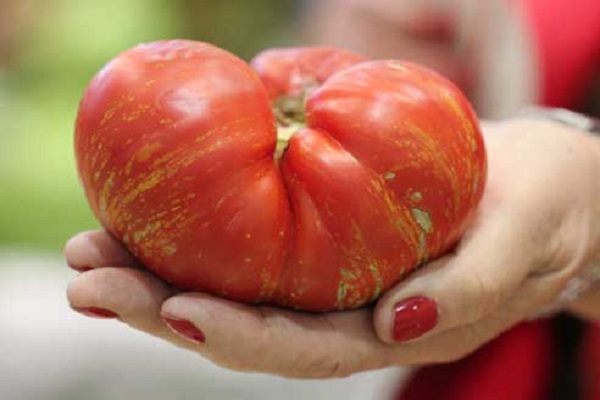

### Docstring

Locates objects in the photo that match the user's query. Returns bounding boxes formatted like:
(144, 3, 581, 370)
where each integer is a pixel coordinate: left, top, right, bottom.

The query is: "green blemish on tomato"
(368, 264, 384, 301)
(337, 281, 348, 303)
(384, 171, 396, 180)
(410, 191, 423, 203)
(164, 244, 177, 255)
(411, 208, 432, 233)
(411, 208, 432, 261)
(341, 269, 357, 280)
(275, 123, 303, 159)
(417, 231, 427, 261)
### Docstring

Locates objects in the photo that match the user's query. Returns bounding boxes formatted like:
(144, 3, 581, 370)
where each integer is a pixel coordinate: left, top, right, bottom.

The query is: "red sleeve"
(521, 0, 600, 109)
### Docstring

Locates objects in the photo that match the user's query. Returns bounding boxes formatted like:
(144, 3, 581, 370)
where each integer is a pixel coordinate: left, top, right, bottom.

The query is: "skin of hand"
(65, 119, 600, 378)
(568, 281, 600, 321)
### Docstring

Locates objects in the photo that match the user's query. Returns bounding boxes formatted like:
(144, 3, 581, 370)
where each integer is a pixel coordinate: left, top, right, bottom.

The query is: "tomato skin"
(250, 47, 367, 100)
(306, 61, 486, 262)
(75, 40, 486, 311)
(75, 40, 290, 302)
(282, 61, 486, 310)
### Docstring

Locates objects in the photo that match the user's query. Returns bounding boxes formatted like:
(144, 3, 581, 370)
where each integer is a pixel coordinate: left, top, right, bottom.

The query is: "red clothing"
(399, 1, 600, 399)
(523, 0, 600, 108)
(398, 320, 555, 400)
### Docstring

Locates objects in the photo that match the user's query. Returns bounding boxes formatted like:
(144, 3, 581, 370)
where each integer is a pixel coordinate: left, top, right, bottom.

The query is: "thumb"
(373, 211, 542, 344)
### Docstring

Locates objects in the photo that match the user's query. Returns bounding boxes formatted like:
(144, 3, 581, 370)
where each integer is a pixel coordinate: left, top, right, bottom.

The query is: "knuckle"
(291, 355, 352, 379)
(439, 324, 497, 363)
(463, 273, 504, 321)
(282, 346, 369, 379)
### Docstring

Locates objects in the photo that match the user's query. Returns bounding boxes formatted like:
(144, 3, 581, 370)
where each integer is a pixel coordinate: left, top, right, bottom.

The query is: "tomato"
(75, 40, 486, 311)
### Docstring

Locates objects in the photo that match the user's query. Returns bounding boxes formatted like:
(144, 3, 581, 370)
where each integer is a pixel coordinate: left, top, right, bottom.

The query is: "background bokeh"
(0, 0, 299, 250)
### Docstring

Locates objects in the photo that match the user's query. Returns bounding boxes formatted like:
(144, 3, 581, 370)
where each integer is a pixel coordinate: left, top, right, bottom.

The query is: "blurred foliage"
(0, 0, 298, 251)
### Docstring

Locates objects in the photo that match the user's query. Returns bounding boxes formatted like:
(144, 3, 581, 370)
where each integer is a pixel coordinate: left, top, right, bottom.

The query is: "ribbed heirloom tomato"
(75, 40, 486, 312)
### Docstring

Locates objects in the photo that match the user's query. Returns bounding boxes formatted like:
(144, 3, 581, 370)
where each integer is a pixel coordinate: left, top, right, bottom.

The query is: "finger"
(68, 269, 395, 377)
(373, 207, 549, 344)
(160, 294, 393, 378)
(66, 267, 193, 348)
(64, 230, 139, 272)
(381, 271, 567, 366)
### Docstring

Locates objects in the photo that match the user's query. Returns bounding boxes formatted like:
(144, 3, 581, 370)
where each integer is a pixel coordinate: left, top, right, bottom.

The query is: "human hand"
(65, 119, 600, 378)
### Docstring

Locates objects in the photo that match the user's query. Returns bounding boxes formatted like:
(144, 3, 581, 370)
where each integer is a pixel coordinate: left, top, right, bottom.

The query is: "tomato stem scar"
(275, 122, 304, 159)
(273, 91, 310, 160)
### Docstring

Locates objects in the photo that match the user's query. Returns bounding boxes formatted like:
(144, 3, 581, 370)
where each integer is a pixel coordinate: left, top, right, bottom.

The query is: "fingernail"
(162, 316, 205, 344)
(393, 296, 438, 342)
(68, 263, 92, 273)
(73, 306, 119, 319)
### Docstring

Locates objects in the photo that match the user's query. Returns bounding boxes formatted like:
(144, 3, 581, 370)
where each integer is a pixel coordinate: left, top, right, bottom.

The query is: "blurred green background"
(0, 0, 298, 251)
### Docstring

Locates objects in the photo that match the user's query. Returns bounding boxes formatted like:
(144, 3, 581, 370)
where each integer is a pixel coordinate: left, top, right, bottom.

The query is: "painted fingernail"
(393, 296, 438, 342)
(162, 316, 205, 344)
(73, 306, 119, 319)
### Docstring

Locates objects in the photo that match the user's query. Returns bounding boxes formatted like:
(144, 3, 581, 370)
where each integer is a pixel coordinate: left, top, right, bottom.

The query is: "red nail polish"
(393, 296, 438, 342)
(73, 307, 119, 319)
(162, 316, 205, 344)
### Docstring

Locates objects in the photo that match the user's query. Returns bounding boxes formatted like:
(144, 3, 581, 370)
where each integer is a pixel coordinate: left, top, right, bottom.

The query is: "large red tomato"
(75, 40, 486, 312)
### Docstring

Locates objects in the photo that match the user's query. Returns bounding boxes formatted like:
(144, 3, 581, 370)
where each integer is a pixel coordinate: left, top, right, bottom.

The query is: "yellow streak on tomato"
(98, 171, 116, 223)
(438, 88, 478, 153)
(121, 173, 162, 205)
(436, 86, 485, 208)
(403, 123, 460, 216)
(118, 133, 241, 207)
(99, 100, 126, 126)
(122, 104, 151, 122)
(334, 220, 398, 309)
(370, 178, 420, 251)
(100, 108, 118, 126)
(386, 61, 409, 72)
(368, 264, 384, 301)
(125, 141, 163, 175)
(133, 221, 163, 244)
